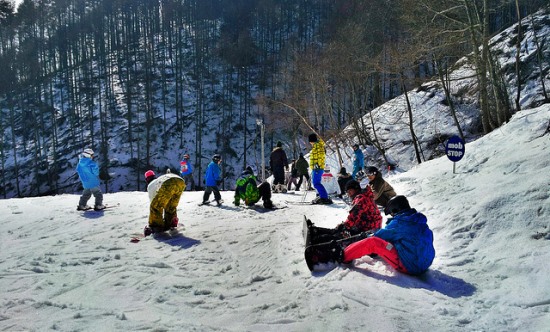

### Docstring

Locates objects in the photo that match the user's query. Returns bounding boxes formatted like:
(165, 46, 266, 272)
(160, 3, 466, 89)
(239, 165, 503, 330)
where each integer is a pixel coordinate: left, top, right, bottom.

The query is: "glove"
(217, 180, 222, 185)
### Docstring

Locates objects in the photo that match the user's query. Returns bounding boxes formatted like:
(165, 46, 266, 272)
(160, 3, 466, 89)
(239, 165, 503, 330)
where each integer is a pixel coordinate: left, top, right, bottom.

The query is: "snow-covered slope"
(1, 104, 549, 331)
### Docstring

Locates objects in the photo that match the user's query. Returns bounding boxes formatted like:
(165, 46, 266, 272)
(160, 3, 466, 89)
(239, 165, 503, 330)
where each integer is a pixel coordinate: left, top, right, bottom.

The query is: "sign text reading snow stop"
(445, 135, 465, 162)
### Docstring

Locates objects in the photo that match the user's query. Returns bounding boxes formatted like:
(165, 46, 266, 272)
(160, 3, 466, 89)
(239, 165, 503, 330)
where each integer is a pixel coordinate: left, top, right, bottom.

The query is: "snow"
(1, 105, 549, 331)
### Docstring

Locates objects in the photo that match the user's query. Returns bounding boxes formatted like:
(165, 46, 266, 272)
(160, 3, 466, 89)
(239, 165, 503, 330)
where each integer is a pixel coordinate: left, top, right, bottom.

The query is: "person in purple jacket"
(340, 195, 435, 275)
(76, 148, 104, 211)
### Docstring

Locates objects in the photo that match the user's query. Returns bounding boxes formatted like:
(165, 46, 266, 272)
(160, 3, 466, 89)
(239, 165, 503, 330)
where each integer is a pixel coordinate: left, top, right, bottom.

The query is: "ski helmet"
(183, 154, 190, 159)
(308, 133, 318, 143)
(82, 148, 94, 159)
(384, 195, 411, 216)
(212, 154, 222, 162)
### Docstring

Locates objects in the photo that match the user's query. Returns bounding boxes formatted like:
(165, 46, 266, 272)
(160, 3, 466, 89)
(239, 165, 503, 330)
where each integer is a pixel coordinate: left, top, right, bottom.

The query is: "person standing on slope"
(202, 154, 223, 205)
(270, 141, 289, 193)
(295, 153, 310, 191)
(143, 169, 186, 236)
(352, 144, 364, 180)
(76, 148, 105, 211)
(308, 133, 332, 204)
(180, 153, 195, 191)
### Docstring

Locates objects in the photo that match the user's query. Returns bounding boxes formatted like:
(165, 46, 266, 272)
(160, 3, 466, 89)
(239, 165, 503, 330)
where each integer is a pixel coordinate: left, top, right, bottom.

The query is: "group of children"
(76, 133, 435, 275)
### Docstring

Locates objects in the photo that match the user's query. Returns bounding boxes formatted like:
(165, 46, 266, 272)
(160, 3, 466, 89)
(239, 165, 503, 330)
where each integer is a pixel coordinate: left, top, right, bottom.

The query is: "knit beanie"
(308, 133, 318, 143)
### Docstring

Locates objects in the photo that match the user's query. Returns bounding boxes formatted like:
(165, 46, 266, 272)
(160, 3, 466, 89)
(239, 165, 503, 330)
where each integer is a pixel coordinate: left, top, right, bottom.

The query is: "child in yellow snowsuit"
(144, 170, 186, 236)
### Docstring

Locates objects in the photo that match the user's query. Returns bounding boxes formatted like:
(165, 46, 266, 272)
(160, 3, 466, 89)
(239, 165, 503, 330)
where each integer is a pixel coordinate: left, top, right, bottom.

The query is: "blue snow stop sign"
(445, 135, 465, 162)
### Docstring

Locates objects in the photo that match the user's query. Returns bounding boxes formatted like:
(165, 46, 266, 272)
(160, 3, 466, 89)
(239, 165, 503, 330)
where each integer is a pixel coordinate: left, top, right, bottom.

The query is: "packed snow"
(1, 105, 549, 331)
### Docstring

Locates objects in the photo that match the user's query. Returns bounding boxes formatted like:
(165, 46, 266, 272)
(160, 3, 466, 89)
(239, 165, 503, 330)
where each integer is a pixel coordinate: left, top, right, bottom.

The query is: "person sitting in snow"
(338, 195, 435, 275)
(143, 169, 186, 236)
(76, 148, 105, 211)
(307, 180, 382, 245)
(336, 167, 353, 199)
(365, 166, 396, 208)
(233, 165, 274, 209)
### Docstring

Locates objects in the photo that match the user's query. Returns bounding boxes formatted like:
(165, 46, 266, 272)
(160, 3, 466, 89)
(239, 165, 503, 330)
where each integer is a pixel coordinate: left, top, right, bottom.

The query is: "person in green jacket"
(234, 165, 274, 209)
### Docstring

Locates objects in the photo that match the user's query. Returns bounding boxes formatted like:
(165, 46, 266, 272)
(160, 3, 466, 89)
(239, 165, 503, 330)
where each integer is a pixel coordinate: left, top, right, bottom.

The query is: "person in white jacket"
(143, 169, 185, 236)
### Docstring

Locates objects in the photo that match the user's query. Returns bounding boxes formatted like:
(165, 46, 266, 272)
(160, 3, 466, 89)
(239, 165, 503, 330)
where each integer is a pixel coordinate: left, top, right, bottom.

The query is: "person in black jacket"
(270, 141, 288, 192)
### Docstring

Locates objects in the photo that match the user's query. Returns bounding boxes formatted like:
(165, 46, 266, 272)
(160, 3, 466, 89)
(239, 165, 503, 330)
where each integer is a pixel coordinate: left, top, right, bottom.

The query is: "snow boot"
(263, 199, 274, 209)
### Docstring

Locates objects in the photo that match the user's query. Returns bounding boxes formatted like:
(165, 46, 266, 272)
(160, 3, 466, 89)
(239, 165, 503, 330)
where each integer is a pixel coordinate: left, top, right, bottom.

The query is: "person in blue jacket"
(201, 154, 223, 205)
(340, 195, 435, 275)
(180, 153, 194, 191)
(352, 144, 364, 179)
(76, 148, 105, 211)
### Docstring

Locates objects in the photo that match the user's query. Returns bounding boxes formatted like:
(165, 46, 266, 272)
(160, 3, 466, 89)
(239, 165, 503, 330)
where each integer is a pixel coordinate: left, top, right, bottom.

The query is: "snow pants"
(312, 169, 328, 199)
(296, 173, 310, 191)
(343, 236, 409, 274)
(149, 176, 185, 230)
(258, 181, 272, 202)
(203, 185, 222, 202)
(79, 186, 103, 207)
(272, 167, 285, 186)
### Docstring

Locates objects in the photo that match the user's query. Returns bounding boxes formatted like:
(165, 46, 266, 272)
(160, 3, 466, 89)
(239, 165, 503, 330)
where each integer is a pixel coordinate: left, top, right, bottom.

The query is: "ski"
(198, 199, 223, 206)
(79, 203, 119, 212)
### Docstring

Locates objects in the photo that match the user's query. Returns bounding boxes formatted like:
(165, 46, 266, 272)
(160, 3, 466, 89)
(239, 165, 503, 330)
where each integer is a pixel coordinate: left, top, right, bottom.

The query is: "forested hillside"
(0, 0, 548, 198)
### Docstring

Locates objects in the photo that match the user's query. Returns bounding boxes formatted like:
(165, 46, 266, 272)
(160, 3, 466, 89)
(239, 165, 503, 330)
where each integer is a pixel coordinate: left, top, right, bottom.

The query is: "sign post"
(445, 135, 465, 173)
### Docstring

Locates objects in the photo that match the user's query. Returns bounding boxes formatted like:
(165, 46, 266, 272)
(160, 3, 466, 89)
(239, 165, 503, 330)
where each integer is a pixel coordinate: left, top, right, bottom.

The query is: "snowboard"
(303, 216, 373, 271)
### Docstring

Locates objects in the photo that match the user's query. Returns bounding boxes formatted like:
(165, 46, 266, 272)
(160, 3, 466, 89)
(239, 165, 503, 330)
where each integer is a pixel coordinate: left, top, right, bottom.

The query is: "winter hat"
(245, 165, 257, 175)
(384, 195, 411, 216)
(183, 154, 190, 159)
(308, 133, 318, 143)
(82, 148, 94, 159)
(144, 170, 156, 183)
(365, 166, 378, 175)
(339, 167, 347, 175)
(345, 180, 361, 191)
(353, 144, 359, 149)
(276, 141, 282, 148)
